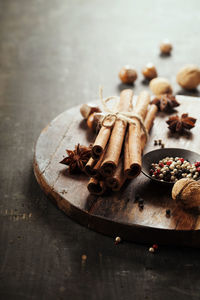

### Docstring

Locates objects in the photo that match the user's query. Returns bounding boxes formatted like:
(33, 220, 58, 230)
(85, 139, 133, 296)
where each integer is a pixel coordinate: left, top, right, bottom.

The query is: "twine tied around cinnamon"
(99, 87, 148, 140)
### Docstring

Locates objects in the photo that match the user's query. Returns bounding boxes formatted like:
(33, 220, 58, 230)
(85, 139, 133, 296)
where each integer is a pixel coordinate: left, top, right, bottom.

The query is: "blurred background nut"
(119, 65, 137, 84)
(160, 39, 172, 55)
(150, 77, 173, 95)
(80, 103, 101, 119)
(176, 64, 200, 90)
(142, 63, 157, 80)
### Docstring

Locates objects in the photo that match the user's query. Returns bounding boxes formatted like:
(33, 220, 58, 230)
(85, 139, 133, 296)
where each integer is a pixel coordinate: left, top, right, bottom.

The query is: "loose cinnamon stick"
(87, 178, 106, 195)
(125, 91, 150, 178)
(106, 157, 126, 191)
(141, 104, 158, 151)
(100, 89, 133, 177)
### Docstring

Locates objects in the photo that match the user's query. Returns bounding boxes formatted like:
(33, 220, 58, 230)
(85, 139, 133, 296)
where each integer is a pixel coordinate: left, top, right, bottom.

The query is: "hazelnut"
(160, 39, 172, 54)
(119, 65, 137, 84)
(142, 63, 157, 80)
(176, 64, 200, 90)
(80, 103, 101, 119)
(149, 77, 173, 95)
(87, 112, 103, 132)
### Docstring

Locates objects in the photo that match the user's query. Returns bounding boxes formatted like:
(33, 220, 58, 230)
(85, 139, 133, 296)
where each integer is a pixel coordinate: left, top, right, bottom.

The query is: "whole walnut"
(149, 77, 173, 95)
(142, 63, 157, 80)
(119, 65, 137, 84)
(172, 178, 200, 209)
(176, 65, 200, 90)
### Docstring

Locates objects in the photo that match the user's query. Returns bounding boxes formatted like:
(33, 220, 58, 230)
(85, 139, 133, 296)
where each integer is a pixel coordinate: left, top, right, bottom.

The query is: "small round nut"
(87, 113, 95, 130)
(142, 63, 157, 80)
(176, 64, 200, 90)
(149, 77, 173, 95)
(160, 39, 172, 54)
(119, 65, 137, 84)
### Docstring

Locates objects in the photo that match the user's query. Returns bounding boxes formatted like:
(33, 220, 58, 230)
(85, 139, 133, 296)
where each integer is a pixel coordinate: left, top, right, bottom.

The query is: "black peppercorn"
(166, 209, 171, 217)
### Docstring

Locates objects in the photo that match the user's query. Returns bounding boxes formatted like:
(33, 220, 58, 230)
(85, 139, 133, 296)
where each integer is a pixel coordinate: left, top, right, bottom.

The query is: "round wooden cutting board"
(34, 95, 200, 247)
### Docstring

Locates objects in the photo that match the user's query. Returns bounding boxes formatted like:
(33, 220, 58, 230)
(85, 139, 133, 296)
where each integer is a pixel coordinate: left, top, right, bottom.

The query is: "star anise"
(60, 144, 91, 174)
(166, 113, 196, 133)
(151, 94, 180, 112)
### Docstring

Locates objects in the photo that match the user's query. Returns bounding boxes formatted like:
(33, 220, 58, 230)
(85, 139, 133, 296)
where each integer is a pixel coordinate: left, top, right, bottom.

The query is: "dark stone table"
(0, 0, 200, 299)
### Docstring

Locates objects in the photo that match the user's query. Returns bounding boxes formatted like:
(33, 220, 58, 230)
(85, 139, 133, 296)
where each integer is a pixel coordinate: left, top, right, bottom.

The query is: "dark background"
(0, 0, 200, 299)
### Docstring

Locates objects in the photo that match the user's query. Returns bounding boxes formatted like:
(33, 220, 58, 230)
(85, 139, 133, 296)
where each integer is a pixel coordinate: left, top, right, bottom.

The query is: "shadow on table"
(176, 89, 200, 97)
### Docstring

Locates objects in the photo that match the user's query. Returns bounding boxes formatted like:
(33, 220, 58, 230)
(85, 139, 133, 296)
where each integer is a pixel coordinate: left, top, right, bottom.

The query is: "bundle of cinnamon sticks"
(84, 89, 158, 195)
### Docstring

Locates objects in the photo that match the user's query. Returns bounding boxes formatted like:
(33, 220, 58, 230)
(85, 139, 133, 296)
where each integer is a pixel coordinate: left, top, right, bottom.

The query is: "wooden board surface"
(34, 95, 200, 247)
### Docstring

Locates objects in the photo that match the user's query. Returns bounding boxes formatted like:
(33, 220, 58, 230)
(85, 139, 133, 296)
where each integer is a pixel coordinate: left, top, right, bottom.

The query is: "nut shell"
(142, 63, 157, 80)
(80, 103, 101, 119)
(176, 65, 200, 90)
(149, 77, 173, 95)
(172, 178, 200, 209)
(119, 65, 137, 84)
(160, 40, 172, 54)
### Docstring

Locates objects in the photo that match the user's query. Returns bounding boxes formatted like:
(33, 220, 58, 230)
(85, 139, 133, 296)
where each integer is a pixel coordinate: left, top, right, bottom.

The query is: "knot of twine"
(99, 87, 148, 140)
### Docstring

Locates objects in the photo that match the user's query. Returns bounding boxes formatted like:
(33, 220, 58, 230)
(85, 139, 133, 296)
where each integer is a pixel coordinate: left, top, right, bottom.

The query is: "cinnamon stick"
(141, 104, 158, 151)
(100, 89, 133, 177)
(84, 157, 98, 177)
(106, 157, 126, 191)
(87, 178, 106, 195)
(85, 149, 106, 177)
(92, 127, 111, 159)
(125, 91, 150, 178)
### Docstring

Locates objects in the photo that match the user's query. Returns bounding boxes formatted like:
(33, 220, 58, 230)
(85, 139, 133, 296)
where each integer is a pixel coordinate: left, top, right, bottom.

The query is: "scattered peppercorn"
(139, 203, 144, 210)
(158, 139, 162, 145)
(149, 247, 155, 253)
(161, 143, 165, 149)
(152, 244, 158, 250)
(166, 209, 171, 217)
(154, 140, 158, 146)
(115, 236, 122, 245)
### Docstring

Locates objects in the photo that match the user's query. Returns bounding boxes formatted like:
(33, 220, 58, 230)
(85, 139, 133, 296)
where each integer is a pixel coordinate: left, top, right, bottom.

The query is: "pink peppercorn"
(197, 167, 200, 173)
(166, 161, 172, 166)
(195, 162, 200, 167)
(179, 158, 184, 163)
(159, 163, 164, 168)
(152, 244, 158, 250)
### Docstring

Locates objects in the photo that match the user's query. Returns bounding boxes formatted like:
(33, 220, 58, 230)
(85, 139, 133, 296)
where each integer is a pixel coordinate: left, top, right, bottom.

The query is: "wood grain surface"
(34, 95, 200, 247)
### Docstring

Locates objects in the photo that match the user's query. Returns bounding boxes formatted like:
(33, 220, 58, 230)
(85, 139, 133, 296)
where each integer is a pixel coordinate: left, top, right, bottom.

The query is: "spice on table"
(166, 209, 171, 217)
(176, 64, 200, 90)
(115, 236, 122, 245)
(149, 77, 173, 95)
(151, 94, 180, 112)
(142, 63, 157, 80)
(60, 144, 92, 174)
(161, 143, 165, 149)
(160, 39, 172, 55)
(158, 139, 162, 145)
(154, 140, 158, 146)
(149, 247, 155, 253)
(119, 65, 138, 84)
(166, 113, 196, 133)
